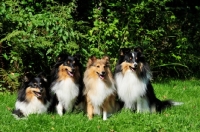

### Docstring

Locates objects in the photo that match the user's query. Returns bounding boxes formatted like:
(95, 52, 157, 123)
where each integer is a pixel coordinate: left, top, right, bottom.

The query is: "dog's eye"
(97, 65, 100, 68)
(130, 57, 132, 60)
(32, 84, 36, 88)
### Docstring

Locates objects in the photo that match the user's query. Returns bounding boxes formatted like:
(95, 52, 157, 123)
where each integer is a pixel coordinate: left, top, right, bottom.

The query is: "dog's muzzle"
(97, 72, 106, 80)
(129, 63, 137, 71)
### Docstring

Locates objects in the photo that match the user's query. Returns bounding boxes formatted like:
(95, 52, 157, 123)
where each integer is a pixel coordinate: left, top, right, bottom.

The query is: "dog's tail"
(12, 109, 26, 119)
(146, 81, 183, 113)
(154, 99, 183, 112)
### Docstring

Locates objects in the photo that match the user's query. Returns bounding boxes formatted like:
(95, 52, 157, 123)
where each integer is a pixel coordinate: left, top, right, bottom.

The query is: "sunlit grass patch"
(0, 79, 199, 132)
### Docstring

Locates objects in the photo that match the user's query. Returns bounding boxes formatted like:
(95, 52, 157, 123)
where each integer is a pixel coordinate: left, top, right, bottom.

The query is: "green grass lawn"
(0, 79, 199, 132)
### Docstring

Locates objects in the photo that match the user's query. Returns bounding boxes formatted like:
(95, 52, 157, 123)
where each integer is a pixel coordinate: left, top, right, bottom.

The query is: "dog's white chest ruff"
(90, 79, 115, 106)
(115, 70, 147, 108)
(15, 97, 49, 116)
(85, 78, 115, 114)
(51, 78, 79, 111)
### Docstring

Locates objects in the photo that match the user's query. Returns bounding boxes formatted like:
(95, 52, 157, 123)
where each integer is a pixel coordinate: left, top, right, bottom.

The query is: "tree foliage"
(0, 0, 199, 92)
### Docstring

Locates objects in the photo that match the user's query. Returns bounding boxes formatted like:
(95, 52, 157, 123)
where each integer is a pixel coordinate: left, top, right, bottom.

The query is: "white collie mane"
(84, 77, 116, 115)
(15, 97, 49, 117)
(115, 69, 147, 109)
(88, 78, 115, 104)
(51, 78, 79, 112)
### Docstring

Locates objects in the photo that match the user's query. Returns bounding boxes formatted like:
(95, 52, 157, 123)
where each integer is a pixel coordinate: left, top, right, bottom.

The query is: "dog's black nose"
(134, 63, 138, 68)
(101, 71, 106, 75)
(71, 68, 75, 73)
(40, 88, 43, 92)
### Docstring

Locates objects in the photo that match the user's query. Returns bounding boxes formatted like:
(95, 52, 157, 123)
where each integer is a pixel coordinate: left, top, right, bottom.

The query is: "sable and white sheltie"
(114, 47, 182, 113)
(12, 73, 50, 118)
(49, 54, 82, 116)
(83, 56, 119, 120)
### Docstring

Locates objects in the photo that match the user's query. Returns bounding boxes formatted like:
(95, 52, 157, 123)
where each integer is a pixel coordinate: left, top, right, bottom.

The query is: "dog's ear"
(134, 47, 143, 53)
(53, 53, 68, 68)
(87, 56, 97, 68)
(102, 56, 110, 65)
(134, 47, 146, 62)
(115, 48, 131, 66)
(57, 53, 68, 62)
(37, 72, 48, 82)
(23, 72, 34, 83)
(74, 54, 81, 62)
(120, 48, 132, 55)
(102, 56, 109, 62)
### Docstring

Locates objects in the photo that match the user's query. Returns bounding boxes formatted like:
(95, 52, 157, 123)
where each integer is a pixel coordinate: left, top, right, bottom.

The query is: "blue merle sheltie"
(114, 47, 183, 113)
(49, 54, 83, 116)
(12, 72, 50, 118)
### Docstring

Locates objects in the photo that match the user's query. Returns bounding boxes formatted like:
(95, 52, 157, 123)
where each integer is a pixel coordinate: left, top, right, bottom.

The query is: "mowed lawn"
(0, 79, 199, 132)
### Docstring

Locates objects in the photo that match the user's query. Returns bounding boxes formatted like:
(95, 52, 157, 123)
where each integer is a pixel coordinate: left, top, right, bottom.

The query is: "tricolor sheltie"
(49, 54, 82, 116)
(83, 56, 119, 120)
(12, 73, 50, 118)
(114, 47, 182, 113)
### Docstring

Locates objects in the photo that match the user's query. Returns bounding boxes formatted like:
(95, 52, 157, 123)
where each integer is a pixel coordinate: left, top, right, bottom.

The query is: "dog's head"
(115, 47, 146, 74)
(54, 54, 81, 80)
(19, 73, 49, 102)
(86, 56, 110, 80)
(123, 47, 144, 71)
(62, 56, 80, 77)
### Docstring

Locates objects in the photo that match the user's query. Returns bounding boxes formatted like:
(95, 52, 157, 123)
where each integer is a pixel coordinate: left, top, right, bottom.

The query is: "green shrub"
(0, 0, 199, 92)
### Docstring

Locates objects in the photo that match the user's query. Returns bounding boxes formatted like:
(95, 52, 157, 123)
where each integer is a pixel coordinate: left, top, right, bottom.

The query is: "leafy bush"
(0, 0, 82, 72)
(0, 0, 199, 92)
(0, 68, 20, 92)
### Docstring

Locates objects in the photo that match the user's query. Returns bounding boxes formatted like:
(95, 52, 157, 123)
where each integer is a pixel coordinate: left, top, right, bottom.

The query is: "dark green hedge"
(0, 0, 199, 92)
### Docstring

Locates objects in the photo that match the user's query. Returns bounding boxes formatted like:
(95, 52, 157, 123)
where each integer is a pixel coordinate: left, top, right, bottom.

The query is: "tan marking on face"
(121, 62, 134, 75)
(25, 87, 40, 102)
(58, 64, 80, 82)
(58, 64, 72, 80)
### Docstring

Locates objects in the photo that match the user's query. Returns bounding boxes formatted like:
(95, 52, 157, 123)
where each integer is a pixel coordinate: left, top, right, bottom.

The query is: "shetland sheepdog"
(12, 73, 50, 118)
(114, 47, 183, 113)
(83, 56, 119, 120)
(49, 54, 82, 116)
